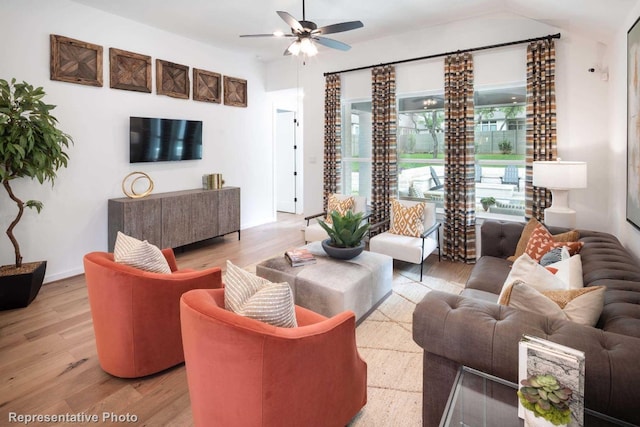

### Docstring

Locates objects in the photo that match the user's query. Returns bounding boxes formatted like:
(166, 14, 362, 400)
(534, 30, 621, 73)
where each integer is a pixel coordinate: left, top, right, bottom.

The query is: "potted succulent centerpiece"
(317, 210, 370, 260)
(480, 196, 496, 211)
(518, 374, 573, 427)
(0, 78, 72, 310)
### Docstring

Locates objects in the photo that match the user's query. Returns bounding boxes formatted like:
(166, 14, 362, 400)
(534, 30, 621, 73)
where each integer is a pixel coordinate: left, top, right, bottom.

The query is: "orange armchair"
(180, 288, 367, 427)
(83, 249, 222, 378)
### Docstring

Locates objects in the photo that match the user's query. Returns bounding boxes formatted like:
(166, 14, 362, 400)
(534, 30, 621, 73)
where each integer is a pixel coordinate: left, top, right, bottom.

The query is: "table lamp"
(532, 160, 587, 227)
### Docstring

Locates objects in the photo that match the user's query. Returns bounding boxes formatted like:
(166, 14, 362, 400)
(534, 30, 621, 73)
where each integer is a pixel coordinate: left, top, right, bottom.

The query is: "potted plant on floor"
(317, 210, 370, 260)
(518, 374, 573, 427)
(0, 78, 73, 310)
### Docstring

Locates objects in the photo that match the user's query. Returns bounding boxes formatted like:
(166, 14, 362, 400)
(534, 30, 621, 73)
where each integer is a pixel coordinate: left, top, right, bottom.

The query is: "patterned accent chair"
(304, 194, 368, 243)
(83, 249, 223, 378)
(180, 288, 367, 427)
(369, 200, 441, 280)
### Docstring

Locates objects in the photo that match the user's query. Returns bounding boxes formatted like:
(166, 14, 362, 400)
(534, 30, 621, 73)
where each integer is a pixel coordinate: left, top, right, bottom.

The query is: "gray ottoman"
(256, 241, 393, 322)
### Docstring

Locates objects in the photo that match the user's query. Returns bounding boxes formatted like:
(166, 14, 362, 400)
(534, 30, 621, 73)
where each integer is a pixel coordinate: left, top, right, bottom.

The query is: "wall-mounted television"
(130, 116, 203, 163)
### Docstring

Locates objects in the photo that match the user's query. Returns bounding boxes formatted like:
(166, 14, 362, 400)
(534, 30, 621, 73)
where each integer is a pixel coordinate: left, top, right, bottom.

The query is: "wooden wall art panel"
(156, 60, 190, 99)
(223, 76, 247, 107)
(193, 68, 221, 103)
(50, 34, 103, 87)
(110, 48, 151, 93)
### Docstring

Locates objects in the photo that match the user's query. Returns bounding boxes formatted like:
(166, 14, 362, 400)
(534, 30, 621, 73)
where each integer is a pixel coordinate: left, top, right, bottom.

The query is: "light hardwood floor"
(0, 213, 472, 425)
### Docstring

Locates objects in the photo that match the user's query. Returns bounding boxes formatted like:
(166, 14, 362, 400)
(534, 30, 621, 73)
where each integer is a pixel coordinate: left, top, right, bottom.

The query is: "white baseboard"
(44, 267, 85, 284)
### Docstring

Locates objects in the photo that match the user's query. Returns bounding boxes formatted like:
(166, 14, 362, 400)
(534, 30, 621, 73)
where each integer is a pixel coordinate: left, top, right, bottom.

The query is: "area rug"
(348, 270, 464, 426)
(242, 258, 464, 426)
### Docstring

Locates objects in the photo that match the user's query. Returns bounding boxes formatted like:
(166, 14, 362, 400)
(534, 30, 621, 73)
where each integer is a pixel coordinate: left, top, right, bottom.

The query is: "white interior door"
(276, 110, 297, 213)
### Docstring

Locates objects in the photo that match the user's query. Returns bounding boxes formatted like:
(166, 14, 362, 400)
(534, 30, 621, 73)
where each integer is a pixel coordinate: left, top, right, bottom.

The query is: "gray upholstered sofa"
(413, 220, 640, 427)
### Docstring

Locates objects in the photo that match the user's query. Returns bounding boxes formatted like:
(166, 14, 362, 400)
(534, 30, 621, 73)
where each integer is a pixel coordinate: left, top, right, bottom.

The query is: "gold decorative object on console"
(122, 171, 154, 198)
(202, 173, 224, 190)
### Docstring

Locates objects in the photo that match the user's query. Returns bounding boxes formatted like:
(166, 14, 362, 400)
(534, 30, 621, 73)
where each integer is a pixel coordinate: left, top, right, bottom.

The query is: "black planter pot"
(321, 239, 365, 260)
(0, 261, 47, 310)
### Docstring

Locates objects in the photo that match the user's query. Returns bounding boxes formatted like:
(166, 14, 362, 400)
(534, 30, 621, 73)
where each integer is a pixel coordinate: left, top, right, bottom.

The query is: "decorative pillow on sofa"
(539, 247, 567, 266)
(524, 223, 583, 262)
(389, 199, 425, 237)
(499, 280, 605, 326)
(507, 218, 580, 261)
(498, 253, 567, 302)
(546, 254, 584, 289)
(113, 231, 171, 274)
(224, 260, 297, 328)
(325, 194, 355, 224)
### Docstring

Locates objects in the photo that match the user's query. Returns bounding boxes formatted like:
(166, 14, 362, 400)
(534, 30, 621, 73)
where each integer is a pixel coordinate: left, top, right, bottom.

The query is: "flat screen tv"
(130, 117, 203, 163)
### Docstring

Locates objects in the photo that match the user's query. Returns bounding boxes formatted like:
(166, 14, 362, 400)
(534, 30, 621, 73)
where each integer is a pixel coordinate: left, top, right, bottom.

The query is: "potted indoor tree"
(317, 210, 370, 260)
(518, 374, 573, 427)
(0, 78, 72, 309)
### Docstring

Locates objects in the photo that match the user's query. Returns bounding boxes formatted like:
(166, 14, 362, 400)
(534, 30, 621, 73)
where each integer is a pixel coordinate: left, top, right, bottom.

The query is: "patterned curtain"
(323, 73, 342, 211)
(443, 53, 476, 263)
(525, 39, 557, 221)
(370, 65, 397, 228)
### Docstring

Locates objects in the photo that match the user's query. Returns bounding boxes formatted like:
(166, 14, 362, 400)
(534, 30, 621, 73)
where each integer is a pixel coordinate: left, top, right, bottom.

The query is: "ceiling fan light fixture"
(287, 38, 318, 57)
(287, 40, 302, 55)
(242, 0, 363, 57)
(300, 38, 317, 56)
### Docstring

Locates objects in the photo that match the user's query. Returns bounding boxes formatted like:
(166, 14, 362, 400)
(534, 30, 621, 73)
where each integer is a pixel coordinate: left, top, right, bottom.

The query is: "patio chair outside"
(501, 165, 520, 191)
(429, 167, 444, 190)
(475, 164, 483, 183)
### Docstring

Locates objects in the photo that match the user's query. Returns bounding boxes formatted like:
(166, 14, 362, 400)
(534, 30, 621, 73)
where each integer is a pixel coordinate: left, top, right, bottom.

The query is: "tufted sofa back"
(577, 230, 640, 337)
(478, 220, 640, 338)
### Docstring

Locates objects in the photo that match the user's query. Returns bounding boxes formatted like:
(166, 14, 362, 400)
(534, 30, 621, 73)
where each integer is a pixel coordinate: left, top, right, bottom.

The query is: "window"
(393, 86, 526, 217)
(507, 119, 526, 131)
(474, 85, 526, 217)
(342, 100, 372, 200)
(396, 93, 445, 207)
(477, 120, 498, 131)
(341, 83, 526, 218)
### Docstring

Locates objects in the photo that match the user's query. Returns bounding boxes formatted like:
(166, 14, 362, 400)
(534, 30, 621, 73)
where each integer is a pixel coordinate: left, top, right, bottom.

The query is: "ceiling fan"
(240, 0, 364, 57)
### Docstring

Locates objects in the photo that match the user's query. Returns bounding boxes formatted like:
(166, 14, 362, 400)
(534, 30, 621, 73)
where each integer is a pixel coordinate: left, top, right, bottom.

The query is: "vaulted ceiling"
(71, 0, 636, 61)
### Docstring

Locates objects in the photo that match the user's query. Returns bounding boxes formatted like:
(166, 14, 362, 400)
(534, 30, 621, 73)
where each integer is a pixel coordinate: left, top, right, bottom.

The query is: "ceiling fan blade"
(240, 33, 295, 38)
(240, 34, 278, 38)
(277, 11, 304, 32)
(314, 20, 363, 35)
(314, 36, 351, 51)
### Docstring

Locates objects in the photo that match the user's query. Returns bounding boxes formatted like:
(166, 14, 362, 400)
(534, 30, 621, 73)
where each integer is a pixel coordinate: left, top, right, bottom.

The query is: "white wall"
(610, 0, 640, 259)
(0, 0, 274, 281)
(4, 2, 635, 281)
(266, 12, 616, 242)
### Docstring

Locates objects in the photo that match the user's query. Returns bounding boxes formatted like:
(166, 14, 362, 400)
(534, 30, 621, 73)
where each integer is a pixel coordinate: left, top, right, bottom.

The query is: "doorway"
(275, 109, 299, 213)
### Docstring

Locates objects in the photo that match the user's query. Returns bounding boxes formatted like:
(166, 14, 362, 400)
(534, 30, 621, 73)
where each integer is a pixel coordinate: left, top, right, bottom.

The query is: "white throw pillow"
(113, 231, 171, 274)
(547, 254, 584, 289)
(499, 253, 567, 302)
(224, 260, 297, 328)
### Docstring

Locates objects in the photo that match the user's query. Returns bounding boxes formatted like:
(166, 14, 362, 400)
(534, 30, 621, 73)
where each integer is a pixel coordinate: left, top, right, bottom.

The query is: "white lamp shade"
(532, 161, 587, 189)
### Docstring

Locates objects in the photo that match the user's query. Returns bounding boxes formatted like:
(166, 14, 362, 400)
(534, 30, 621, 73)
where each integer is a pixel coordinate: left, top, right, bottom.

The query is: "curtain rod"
(323, 32, 561, 76)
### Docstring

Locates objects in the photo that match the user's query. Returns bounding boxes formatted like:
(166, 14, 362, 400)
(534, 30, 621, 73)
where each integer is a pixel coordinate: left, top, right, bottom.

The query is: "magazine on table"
(518, 335, 585, 427)
(284, 248, 316, 267)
